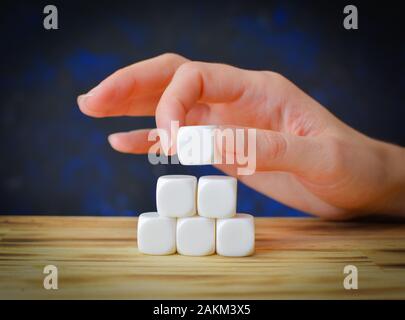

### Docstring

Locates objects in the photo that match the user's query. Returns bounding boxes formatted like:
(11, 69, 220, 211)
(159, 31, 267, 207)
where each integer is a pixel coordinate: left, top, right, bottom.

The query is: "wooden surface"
(1, 216, 405, 299)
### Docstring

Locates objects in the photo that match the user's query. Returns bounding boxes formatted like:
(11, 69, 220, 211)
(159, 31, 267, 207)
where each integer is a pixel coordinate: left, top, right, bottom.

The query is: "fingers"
(155, 61, 253, 154)
(214, 126, 328, 177)
(108, 124, 329, 182)
(77, 53, 188, 118)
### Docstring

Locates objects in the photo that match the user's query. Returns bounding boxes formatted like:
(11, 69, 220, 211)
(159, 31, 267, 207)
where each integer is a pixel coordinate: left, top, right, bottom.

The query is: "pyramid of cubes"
(137, 175, 255, 257)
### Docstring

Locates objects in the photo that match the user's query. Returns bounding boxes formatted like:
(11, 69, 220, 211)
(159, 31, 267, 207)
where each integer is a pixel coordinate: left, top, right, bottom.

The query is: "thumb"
(214, 126, 329, 177)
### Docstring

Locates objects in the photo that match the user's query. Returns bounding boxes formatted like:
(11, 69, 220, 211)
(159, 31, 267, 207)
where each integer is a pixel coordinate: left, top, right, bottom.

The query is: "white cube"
(137, 212, 176, 255)
(216, 213, 255, 257)
(177, 216, 215, 256)
(177, 125, 217, 165)
(197, 175, 237, 218)
(156, 175, 197, 217)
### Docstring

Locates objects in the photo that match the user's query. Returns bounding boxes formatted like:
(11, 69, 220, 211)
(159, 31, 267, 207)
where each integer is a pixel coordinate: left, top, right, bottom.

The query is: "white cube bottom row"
(137, 212, 255, 257)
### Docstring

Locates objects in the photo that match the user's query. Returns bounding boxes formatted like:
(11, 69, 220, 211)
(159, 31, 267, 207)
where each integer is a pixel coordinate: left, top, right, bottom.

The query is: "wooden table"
(0, 216, 405, 299)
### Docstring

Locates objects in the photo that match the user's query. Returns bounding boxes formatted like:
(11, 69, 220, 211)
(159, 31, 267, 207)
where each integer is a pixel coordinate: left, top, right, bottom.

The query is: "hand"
(77, 53, 405, 219)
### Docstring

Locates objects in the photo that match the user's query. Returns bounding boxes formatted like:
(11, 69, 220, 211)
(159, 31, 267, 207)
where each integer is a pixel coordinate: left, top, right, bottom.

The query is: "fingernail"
(87, 84, 99, 95)
(77, 86, 99, 105)
(88, 79, 105, 94)
(77, 82, 101, 104)
(77, 94, 90, 107)
(107, 133, 117, 146)
(108, 132, 124, 142)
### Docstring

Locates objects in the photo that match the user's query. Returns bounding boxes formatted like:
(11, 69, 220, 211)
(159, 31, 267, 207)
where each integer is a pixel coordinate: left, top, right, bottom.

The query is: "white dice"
(198, 176, 237, 218)
(177, 125, 217, 165)
(216, 214, 255, 257)
(156, 175, 197, 217)
(177, 216, 215, 256)
(138, 174, 255, 257)
(137, 212, 176, 255)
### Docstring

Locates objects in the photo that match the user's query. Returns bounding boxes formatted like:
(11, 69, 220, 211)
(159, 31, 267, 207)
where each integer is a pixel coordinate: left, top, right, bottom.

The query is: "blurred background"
(0, 0, 403, 217)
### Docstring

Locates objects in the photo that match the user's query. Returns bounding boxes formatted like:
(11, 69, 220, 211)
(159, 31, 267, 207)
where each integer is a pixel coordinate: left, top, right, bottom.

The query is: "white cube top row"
(156, 175, 197, 218)
(156, 175, 237, 218)
(137, 212, 254, 257)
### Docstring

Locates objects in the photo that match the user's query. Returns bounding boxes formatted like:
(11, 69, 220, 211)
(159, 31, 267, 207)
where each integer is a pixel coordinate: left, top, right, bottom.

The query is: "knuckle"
(261, 70, 286, 84)
(160, 52, 186, 63)
(257, 133, 288, 170)
(268, 133, 288, 160)
(176, 61, 202, 75)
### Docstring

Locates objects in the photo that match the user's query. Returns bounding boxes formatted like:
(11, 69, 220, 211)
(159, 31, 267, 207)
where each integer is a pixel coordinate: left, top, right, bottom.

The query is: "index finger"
(77, 53, 188, 118)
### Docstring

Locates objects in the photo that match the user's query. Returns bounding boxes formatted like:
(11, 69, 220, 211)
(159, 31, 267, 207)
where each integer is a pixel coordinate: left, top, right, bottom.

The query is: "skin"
(77, 53, 405, 220)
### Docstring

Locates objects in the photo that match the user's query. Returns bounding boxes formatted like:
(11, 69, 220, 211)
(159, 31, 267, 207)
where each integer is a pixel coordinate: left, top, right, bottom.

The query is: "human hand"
(77, 53, 405, 219)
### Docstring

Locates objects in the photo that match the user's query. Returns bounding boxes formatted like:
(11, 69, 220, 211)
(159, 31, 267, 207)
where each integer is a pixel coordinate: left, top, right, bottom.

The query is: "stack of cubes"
(137, 175, 255, 257)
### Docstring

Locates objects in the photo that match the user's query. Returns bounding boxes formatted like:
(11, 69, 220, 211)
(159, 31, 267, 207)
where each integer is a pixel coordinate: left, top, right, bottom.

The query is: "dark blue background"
(0, 1, 403, 217)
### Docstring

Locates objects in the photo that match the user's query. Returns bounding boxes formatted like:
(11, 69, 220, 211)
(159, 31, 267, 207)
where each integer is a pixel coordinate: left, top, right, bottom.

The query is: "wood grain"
(0, 216, 405, 299)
